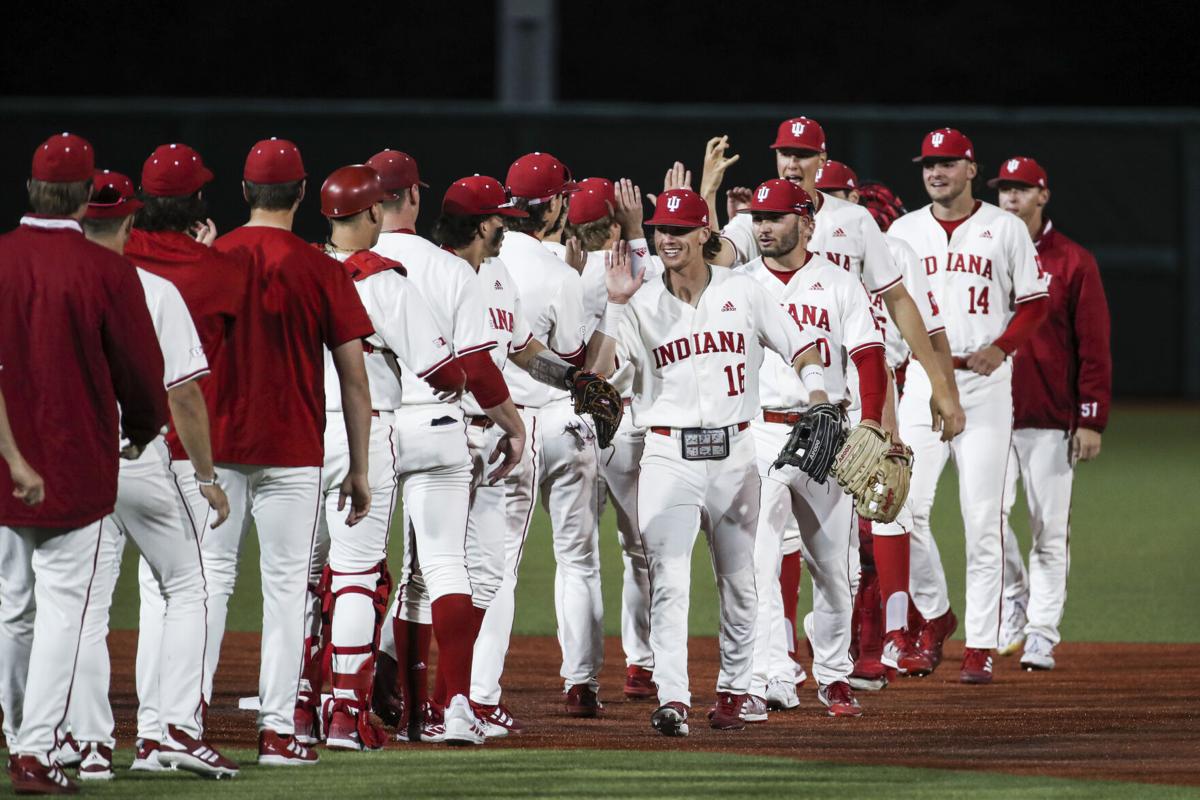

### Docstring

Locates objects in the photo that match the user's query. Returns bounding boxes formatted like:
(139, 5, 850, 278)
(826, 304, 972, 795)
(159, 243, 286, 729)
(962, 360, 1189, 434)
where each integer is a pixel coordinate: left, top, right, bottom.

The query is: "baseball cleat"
(651, 702, 690, 737)
(52, 733, 82, 769)
(325, 705, 387, 751)
(740, 694, 769, 723)
(818, 681, 864, 717)
(564, 684, 604, 718)
(623, 665, 657, 700)
(915, 608, 958, 672)
(959, 647, 995, 684)
(158, 725, 239, 778)
(882, 630, 934, 677)
(1020, 634, 1057, 671)
(75, 743, 113, 781)
(419, 702, 447, 743)
(8, 754, 78, 795)
(707, 692, 747, 730)
(130, 738, 171, 772)
(442, 695, 486, 746)
(849, 657, 889, 692)
(471, 701, 524, 738)
(765, 679, 800, 710)
(998, 595, 1029, 656)
(257, 730, 318, 767)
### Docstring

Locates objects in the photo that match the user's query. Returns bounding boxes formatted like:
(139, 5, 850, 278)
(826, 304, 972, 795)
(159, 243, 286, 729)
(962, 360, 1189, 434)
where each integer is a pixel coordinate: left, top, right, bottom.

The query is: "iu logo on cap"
(666, 196, 682, 212)
(931, 132, 945, 148)
(756, 186, 771, 201)
(791, 121, 806, 136)
(1007, 159, 1021, 172)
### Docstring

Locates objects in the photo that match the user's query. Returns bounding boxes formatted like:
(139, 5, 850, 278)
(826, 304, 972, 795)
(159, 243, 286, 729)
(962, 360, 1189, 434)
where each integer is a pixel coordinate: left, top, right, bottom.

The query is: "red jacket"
(1012, 220, 1111, 432)
(0, 217, 168, 528)
(125, 228, 246, 461)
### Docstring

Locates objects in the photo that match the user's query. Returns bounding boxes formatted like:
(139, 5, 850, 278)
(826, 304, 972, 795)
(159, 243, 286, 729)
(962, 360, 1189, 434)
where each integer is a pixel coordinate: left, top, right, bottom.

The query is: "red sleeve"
(103, 263, 169, 448)
(460, 350, 511, 409)
(424, 357, 467, 396)
(322, 257, 375, 348)
(1072, 250, 1112, 431)
(849, 345, 887, 424)
(993, 296, 1049, 355)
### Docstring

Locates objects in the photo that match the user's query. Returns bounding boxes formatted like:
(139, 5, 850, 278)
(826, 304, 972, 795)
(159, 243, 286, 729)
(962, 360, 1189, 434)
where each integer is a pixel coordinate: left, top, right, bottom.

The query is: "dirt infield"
(105, 631, 1200, 787)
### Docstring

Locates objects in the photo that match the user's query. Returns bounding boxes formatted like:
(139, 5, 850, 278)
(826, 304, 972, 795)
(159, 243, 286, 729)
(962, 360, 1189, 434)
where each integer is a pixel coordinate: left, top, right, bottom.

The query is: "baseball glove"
(570, 370, 623, 449)
(855, 443, 914, 523)
(830, 421, 892, 497)
(771, 403, 847, 483)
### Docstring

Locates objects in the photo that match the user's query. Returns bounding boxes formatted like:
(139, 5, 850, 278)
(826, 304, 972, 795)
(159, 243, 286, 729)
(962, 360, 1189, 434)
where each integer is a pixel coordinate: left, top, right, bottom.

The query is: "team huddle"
(0, 116, 1110, 793)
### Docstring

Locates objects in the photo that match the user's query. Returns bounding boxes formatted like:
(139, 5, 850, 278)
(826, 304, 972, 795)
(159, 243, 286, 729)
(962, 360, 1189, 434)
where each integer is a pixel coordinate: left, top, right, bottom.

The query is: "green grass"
(34, 749, 1200, 799)
(107, 407, 1200, 643)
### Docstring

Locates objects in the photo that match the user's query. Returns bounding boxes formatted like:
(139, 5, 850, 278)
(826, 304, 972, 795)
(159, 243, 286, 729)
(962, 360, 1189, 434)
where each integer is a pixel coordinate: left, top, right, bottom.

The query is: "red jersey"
(0, 217, 168, 528)
(1011, 221, 1111, 432)
(211, 226, 373, 467)
(125, 228, 246, 461)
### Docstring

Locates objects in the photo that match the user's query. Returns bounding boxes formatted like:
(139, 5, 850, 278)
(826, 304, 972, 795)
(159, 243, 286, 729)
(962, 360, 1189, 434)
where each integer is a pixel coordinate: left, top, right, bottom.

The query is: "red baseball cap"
(737, 179, 815, 216)
(244, 138, 306, 184)
(913, 128, 975, 162)
(814, 160, 858, 192)
(770, 117, 827, 153)
(645, 188, 710, 228)
(86, 170, 143, 220)
(987, 156, 1049, 189)
(566, 177, 615, 225)
(141, 143, 213, 197)
(321, 165, 387, 218)
(506, 152, 579, 203)
(31, 132, 95, 182)
(442, 175, 528, 217)
(366, 149, 429, 198)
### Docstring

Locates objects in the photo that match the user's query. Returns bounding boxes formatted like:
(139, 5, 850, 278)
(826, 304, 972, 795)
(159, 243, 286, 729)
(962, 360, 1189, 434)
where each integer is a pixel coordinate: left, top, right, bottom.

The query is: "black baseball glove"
(569, 370, 623, 449)
(772, 403, 847, 483)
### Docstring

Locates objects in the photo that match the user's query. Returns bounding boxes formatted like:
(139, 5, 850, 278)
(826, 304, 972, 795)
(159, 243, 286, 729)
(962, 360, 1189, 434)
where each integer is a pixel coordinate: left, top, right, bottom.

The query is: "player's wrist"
(195, 470, 219, 487)
(598, 301, 628, 334)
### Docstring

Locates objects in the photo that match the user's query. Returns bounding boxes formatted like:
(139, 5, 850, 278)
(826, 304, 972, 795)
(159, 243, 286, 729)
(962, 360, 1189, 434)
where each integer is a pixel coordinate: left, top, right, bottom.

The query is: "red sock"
(391, 615, 409, 692)
(431, 594, 476, 705)
(779, 551, 802, 657)
(406, 621, 431, 711)
(857, 515, 875, 568)
(874, 533, 912, 633)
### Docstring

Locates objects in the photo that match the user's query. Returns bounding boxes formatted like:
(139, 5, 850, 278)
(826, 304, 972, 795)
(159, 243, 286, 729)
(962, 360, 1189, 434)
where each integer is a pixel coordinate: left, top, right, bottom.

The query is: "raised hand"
(564, 235, 586, 273)
(605, 239, 644, 303)
(613, 178, 644, 239)
(726, 186, 752, 220)
(700, 135, 740, 200)
(648, 161, 692, 206)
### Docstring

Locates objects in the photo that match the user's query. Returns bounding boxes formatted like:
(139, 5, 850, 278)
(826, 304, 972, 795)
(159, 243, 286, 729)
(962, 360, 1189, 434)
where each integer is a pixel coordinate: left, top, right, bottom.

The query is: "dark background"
(2, 2, 1198, 399)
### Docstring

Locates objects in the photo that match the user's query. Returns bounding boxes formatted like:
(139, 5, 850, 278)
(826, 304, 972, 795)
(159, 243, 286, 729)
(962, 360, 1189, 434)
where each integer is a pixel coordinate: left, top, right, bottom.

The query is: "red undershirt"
(766, 251, 813, 283)
(935, 199, 982, 240)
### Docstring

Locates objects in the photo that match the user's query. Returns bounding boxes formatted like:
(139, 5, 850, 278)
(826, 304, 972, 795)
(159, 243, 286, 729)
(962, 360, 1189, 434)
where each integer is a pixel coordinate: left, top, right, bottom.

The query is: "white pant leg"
(1000, 438, 1030, 606)
(637, 432, 704, 707)
(463, 422, 507, 613)
(135, 555, 164, 741)
(471, 408, 540, 706)
(246, 465, 323, 734)
(1014, 428, 1074, 645)
(899, 362, 953, 619)
(599, 414, 652, 669)
(951, 366, 1015, 649)
(4, 522, 105, 757)
(537, 399, 604, 689)
(749, 469, 790, 697)
(0, 528, 35, 745)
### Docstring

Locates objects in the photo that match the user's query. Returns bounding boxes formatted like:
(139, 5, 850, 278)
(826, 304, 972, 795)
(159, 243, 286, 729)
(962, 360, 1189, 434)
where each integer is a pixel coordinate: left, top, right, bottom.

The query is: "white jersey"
(871, 235, 945, 368)
(737, 255, 883, 410)
(614, 266, 816, 429)
(373, 231, 494, 407)
(499, 231, 588, 407)
(888, 201, 1048, 356)
(580, 238, 666, 337)
(541, 239, 566, 260)
(461, 257, 534, 417)
(723, 190, 903, 294)
(322, 252, 453, 412)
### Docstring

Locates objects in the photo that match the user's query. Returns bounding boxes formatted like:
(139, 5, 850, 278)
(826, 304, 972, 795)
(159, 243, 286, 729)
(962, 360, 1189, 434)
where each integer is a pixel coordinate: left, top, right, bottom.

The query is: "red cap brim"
(86, 199, 144, 219)
(986, 176, 1040, 189)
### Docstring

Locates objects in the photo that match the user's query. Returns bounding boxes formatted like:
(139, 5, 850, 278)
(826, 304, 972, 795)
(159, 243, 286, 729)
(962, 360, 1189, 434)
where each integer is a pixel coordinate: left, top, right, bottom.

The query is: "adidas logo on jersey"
(980, 230, 993, 239)
(633, 246, 648, 257)
(721, 301, 737, 312)
(494, 280, 504, 290)
(831, 228, 847, 237)
(809, 282, 824, 291)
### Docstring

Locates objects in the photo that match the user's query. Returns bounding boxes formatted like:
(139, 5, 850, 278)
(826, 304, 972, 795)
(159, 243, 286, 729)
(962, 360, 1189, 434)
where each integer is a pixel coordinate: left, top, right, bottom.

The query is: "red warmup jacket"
(0, 217, 168, 528)
(1011, 220, 1112, 432)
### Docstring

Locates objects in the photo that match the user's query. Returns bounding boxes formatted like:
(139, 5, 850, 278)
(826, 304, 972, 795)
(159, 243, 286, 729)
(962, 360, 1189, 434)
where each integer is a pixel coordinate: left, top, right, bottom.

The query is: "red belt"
(622, 398, 632, 408)
(371, 410, 381, 417)
(650, 421, 749, 437)
(762, 410, 802, 426)
(952, 356, 970, 370)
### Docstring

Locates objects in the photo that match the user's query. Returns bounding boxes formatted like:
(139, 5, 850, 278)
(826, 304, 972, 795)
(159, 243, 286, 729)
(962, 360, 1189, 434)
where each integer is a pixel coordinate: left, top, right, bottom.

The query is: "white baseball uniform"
(735, 255, 884, 693)
(68, 269, 210, 748)
(610, 266, 816, 707)
(471, 230, 597, 702)
(889, 201, 1048, 649)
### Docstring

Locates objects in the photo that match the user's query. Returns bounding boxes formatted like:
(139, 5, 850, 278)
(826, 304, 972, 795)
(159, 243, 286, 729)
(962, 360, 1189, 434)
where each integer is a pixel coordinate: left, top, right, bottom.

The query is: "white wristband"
(800, 363, 826, 395)
(598, 301, 628, 336)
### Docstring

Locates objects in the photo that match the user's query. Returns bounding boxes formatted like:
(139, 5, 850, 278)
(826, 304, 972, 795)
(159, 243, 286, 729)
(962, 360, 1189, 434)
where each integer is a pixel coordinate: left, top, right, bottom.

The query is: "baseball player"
(1, 133, 167, 795)
(365, 152, 527, 745)
(0, 389, 42, 507)
(67, 170, 238, 780)
(472, 152, 605, 723)
(204, 138, 375, 764)
(590, 187, 833, 737)
(990, 157, 1111, 670)
(889, 128, 1050, 683)
(124, 141, 246, 771)
(736, 179, 889, 718)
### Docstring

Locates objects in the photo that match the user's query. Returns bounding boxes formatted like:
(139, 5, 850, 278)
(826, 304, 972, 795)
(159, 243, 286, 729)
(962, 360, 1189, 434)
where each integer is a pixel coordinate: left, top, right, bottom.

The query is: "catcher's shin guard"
(295, 569, 331, 740)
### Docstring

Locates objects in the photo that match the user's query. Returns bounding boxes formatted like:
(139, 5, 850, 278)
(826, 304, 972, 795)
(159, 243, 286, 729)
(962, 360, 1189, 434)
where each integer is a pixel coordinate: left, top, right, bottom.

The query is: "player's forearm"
(881, 370, 900, 439)
(167, 381, 216, 480)
(481, 397, 526, 439)
(992, 297, 1048, 354)
(0, 388, 21, 465)
(885, 285, 954, 392)
(928, 331, 957, 391)
(512, 341, 579, 389)
(332, 342, 373, 476)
